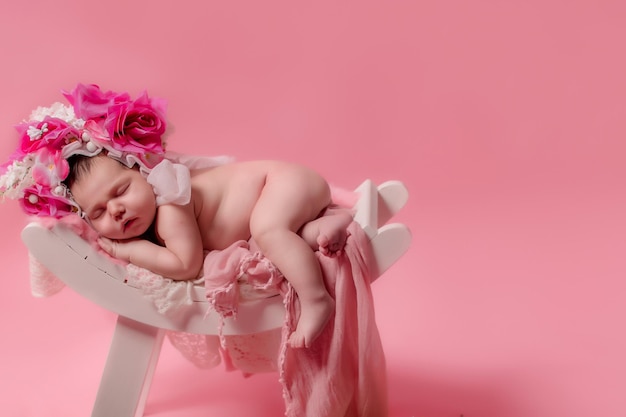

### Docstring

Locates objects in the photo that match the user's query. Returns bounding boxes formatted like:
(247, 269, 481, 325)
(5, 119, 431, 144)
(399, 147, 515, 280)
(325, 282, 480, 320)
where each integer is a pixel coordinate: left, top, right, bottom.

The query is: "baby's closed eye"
(117, 184, 129, 196)
(91, 208, 104, 220)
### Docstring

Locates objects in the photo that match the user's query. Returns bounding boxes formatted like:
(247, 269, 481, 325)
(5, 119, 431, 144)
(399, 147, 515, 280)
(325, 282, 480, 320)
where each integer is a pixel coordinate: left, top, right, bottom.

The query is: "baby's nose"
(108, 201, 125, 219)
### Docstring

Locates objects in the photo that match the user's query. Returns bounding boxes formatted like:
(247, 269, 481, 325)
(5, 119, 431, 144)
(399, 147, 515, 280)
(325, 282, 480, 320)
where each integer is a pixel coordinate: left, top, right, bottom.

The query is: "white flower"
(0, 156, 35, 199)
(28, 102, 85, 129)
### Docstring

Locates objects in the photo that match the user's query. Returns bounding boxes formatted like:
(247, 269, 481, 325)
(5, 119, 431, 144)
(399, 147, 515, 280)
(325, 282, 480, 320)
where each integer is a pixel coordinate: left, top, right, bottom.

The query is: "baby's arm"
(98, 203, 204, 280)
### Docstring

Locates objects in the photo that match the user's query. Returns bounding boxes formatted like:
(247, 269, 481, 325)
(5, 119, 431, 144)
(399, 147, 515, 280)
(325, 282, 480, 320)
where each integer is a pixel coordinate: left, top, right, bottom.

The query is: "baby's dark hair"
(64, 151, 124, 189)
(64, 152, 136, 190)
(64, 154, 99, 189)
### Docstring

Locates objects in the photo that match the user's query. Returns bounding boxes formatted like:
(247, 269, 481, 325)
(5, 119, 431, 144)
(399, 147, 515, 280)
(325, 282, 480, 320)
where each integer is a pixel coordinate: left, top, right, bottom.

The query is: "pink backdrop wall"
(1, 1, 625, 416)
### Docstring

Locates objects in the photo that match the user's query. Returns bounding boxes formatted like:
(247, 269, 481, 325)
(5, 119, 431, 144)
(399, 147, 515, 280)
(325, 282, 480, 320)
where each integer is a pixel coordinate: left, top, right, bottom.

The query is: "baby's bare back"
(188, 160, 330, 251)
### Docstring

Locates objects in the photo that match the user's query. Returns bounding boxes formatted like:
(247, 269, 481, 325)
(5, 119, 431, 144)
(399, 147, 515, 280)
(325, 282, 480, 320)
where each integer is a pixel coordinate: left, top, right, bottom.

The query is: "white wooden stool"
(22, 179, 411, 417)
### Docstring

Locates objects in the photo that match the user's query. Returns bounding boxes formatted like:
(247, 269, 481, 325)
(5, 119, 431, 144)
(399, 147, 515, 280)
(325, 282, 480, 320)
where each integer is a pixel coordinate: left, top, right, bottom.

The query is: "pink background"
(1, 1, 625, 416)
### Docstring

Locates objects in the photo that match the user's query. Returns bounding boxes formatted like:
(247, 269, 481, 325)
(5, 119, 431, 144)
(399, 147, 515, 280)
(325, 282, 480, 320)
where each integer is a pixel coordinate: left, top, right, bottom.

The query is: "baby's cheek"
(93, 221, 111, 237)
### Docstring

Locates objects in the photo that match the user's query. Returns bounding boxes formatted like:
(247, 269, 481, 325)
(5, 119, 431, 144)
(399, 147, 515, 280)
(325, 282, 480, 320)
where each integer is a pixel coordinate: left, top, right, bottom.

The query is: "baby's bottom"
(249, 163, 339, 348)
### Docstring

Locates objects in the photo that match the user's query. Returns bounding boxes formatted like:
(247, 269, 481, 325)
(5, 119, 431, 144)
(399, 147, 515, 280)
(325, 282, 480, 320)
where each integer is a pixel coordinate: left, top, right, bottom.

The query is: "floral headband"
(0, 83, 167, 218)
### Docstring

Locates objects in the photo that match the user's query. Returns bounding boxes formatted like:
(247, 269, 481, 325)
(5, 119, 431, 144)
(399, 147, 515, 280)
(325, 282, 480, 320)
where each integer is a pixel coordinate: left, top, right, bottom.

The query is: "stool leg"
(92, 315, 165, 417)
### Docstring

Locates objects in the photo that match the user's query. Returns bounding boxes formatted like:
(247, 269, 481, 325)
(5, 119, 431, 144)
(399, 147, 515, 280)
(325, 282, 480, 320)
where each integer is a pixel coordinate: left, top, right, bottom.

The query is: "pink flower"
(103, 91, 167, 154)
(15, 117, 80, 156)
(20, 185, 74, 218)
(31, 148, 69, 186)
(82, 119, 110, 144)
(63, 83, 130, 120)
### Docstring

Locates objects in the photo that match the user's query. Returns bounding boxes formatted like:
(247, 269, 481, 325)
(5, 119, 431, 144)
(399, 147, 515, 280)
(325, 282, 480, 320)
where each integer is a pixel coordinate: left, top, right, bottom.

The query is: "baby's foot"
(288, 294, 335, 348)
(317, 230, 349, 256)
(316, 212, 352, 256)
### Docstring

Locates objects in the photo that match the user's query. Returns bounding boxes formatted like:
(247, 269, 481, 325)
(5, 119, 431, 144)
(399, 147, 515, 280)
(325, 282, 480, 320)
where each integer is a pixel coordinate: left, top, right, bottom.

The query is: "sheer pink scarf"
(203, 222, 388, 417)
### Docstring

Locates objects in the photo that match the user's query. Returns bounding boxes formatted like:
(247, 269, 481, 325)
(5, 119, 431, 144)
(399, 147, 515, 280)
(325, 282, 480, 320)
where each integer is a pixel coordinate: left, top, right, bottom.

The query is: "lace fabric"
(29, 252, 65, 298)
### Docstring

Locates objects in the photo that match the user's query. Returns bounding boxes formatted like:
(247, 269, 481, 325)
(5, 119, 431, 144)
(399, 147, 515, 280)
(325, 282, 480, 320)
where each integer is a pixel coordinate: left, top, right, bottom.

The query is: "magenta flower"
(3, 82, 169, 220)
(103, 91, 167, 154)
(31, 148, 69, 186)
(15, 117, 80, 156)
(20, 185, 74, 218)
(63, 83, 130, 120)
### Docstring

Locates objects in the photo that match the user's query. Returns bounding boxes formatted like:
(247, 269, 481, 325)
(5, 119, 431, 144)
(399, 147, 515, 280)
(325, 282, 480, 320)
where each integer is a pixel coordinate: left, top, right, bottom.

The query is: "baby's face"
(70, 156, 157, 239)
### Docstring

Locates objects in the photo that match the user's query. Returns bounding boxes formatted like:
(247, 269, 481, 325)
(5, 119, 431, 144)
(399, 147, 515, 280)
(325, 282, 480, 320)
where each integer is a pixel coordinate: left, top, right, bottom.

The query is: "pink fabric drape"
(204, 222, 388, 417)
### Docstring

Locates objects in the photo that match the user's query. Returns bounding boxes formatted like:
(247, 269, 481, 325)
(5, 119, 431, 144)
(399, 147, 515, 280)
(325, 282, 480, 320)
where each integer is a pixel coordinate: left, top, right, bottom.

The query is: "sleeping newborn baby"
(66, 153, 352, 348)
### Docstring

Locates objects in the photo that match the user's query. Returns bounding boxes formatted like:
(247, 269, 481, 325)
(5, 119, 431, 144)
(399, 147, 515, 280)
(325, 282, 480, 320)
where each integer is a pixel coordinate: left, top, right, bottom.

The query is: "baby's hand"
(97, 237, 131, 262)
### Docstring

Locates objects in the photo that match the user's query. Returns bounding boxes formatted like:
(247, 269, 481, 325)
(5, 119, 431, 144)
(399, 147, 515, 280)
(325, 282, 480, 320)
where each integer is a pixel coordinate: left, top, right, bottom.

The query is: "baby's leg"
(249, 163, 335, 348)
(300, 207, 353, 256)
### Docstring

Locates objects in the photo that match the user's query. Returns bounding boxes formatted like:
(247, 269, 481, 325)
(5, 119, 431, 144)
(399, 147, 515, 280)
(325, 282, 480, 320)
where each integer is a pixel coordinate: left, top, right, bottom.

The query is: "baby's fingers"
(97, 237, 117, 257)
